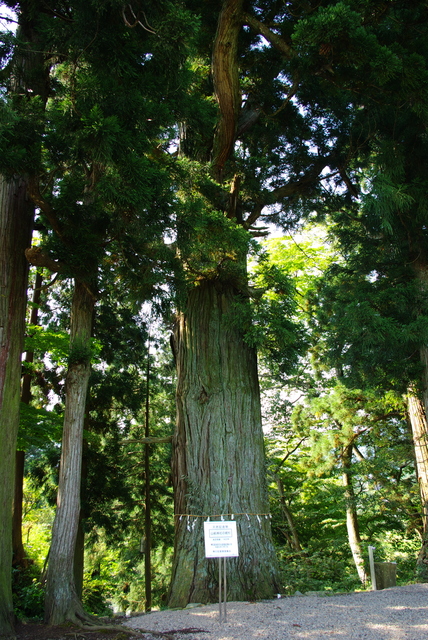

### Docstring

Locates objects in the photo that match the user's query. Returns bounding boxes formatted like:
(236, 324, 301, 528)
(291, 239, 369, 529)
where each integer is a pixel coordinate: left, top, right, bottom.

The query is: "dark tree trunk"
(0, 5, 49, 631)
(13, 271, 43, 569)
(44, 279, 95, 625)
(12, 450, 27, 570)
(342, 443, 366, 585)
(407, 392, 428, 580)
(168, 281, 279, 607)
(0, 176, 34, 635)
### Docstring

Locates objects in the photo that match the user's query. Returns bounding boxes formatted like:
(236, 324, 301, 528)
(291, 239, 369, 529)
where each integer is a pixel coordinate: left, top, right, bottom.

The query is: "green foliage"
(81, 539, 174, 613)
(278, 549, 362, 595)
(18, 404, 62, 450)
(24, 325, 70, 367)
(309, 253, 428, 391)
(12, 480, 55, 620)
(12, 567, 45, 621)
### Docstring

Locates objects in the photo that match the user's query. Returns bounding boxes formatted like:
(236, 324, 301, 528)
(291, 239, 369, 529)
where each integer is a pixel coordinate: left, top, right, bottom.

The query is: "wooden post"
(368, 546, 377, 591)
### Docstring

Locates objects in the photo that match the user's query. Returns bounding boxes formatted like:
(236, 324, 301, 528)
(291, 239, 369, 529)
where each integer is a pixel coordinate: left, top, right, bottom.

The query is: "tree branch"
(28, 177, 64, 240)
(211, 0, 244, 182)
(242, 12, 294, 59)
(123, 436, 173, 445)
(25, 247, 62, 273)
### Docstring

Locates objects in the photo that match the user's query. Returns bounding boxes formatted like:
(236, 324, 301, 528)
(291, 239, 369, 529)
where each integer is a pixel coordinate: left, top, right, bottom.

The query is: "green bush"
(12, 566, 45, 620)
(278, 548, 362, 595)
(82, 577, 114, 616)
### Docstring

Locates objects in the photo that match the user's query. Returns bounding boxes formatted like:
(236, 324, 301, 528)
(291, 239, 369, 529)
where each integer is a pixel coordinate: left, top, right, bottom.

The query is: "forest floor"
(14, 620, 141, 640)
(12, 583, 428, 640)
(13, 617, 204, 640)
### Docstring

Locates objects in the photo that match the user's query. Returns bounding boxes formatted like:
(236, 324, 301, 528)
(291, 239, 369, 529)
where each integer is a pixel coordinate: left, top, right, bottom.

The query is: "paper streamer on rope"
(175, 512, 272, 521)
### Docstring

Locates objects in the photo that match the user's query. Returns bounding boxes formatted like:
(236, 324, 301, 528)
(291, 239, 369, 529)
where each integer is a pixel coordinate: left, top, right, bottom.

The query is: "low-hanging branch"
(123, 436, 173, 445)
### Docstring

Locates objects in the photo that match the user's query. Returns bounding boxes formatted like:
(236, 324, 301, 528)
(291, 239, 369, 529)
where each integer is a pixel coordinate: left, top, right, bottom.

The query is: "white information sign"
(204, 521, 239, 558)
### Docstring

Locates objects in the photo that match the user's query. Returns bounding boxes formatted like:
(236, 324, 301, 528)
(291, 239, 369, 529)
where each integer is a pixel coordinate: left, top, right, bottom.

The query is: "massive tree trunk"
(44, 279, 95, 625)
(342, 443, 367, 585)
(407, 391, 428, 580)
(0, 176, 34, 635)
(168, 281, 280, 607)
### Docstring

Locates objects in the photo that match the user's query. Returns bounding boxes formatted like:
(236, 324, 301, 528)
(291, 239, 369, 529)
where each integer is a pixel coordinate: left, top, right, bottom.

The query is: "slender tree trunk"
(144, 349, 152, 612)
(13, 271, 43, 569)
(168, 281, 280, 607)
(44, 279, 95, 625)
(0, 175, 34, 635)
(342, 443, 366, 585)
(12, 451, 27, 570)
(275, 476, 302, 552)
(211, 0, 243, 182)
(407, 391, 428, 580)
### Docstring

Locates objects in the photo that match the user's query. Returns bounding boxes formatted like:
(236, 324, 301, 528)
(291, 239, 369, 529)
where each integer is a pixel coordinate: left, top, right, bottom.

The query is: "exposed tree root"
(69, 619, 208, 639)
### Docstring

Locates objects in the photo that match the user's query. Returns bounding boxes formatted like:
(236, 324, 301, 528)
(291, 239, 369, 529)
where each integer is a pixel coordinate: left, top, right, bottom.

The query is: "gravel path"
(123, 583, 428, 640)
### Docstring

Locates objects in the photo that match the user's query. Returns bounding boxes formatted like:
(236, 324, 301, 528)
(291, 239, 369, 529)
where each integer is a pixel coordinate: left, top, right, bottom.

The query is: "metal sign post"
(218, 556, 227, 622)
(204, 521, 239, 622)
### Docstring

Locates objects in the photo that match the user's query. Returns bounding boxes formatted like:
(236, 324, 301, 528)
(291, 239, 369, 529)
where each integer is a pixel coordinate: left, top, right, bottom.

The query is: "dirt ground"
(12, 583, 428, 640)
(13, 619, 202, 640)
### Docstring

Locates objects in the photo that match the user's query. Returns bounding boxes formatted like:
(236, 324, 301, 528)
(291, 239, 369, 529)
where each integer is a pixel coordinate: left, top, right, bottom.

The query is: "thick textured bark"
(168, 281, 279, 607)
(0, 175, 34, 635)
(407, 392, 428, 580)
(342, 443, 367, 585)
(44, 280, 95, 625)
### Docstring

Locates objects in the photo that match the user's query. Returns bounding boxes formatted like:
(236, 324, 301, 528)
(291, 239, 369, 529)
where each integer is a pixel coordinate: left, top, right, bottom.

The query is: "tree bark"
(73, 517, 85, 600)
(407, 391, 428, 580)
(168, 281, 280, 607)
(342, 443, 367, 585)
(12, 450, 27, 570)
(211, 0, 243, 183)
(0, 175, 34, 635)
(13, 271, 43, 569)
(0, 1, 50, 630)
(44, 279, 95, 625)
(275, 476, 302, 552)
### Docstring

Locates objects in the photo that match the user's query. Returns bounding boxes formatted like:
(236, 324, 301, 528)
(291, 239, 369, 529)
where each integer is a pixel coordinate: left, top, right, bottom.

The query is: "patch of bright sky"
(0, 2, 17, 30)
